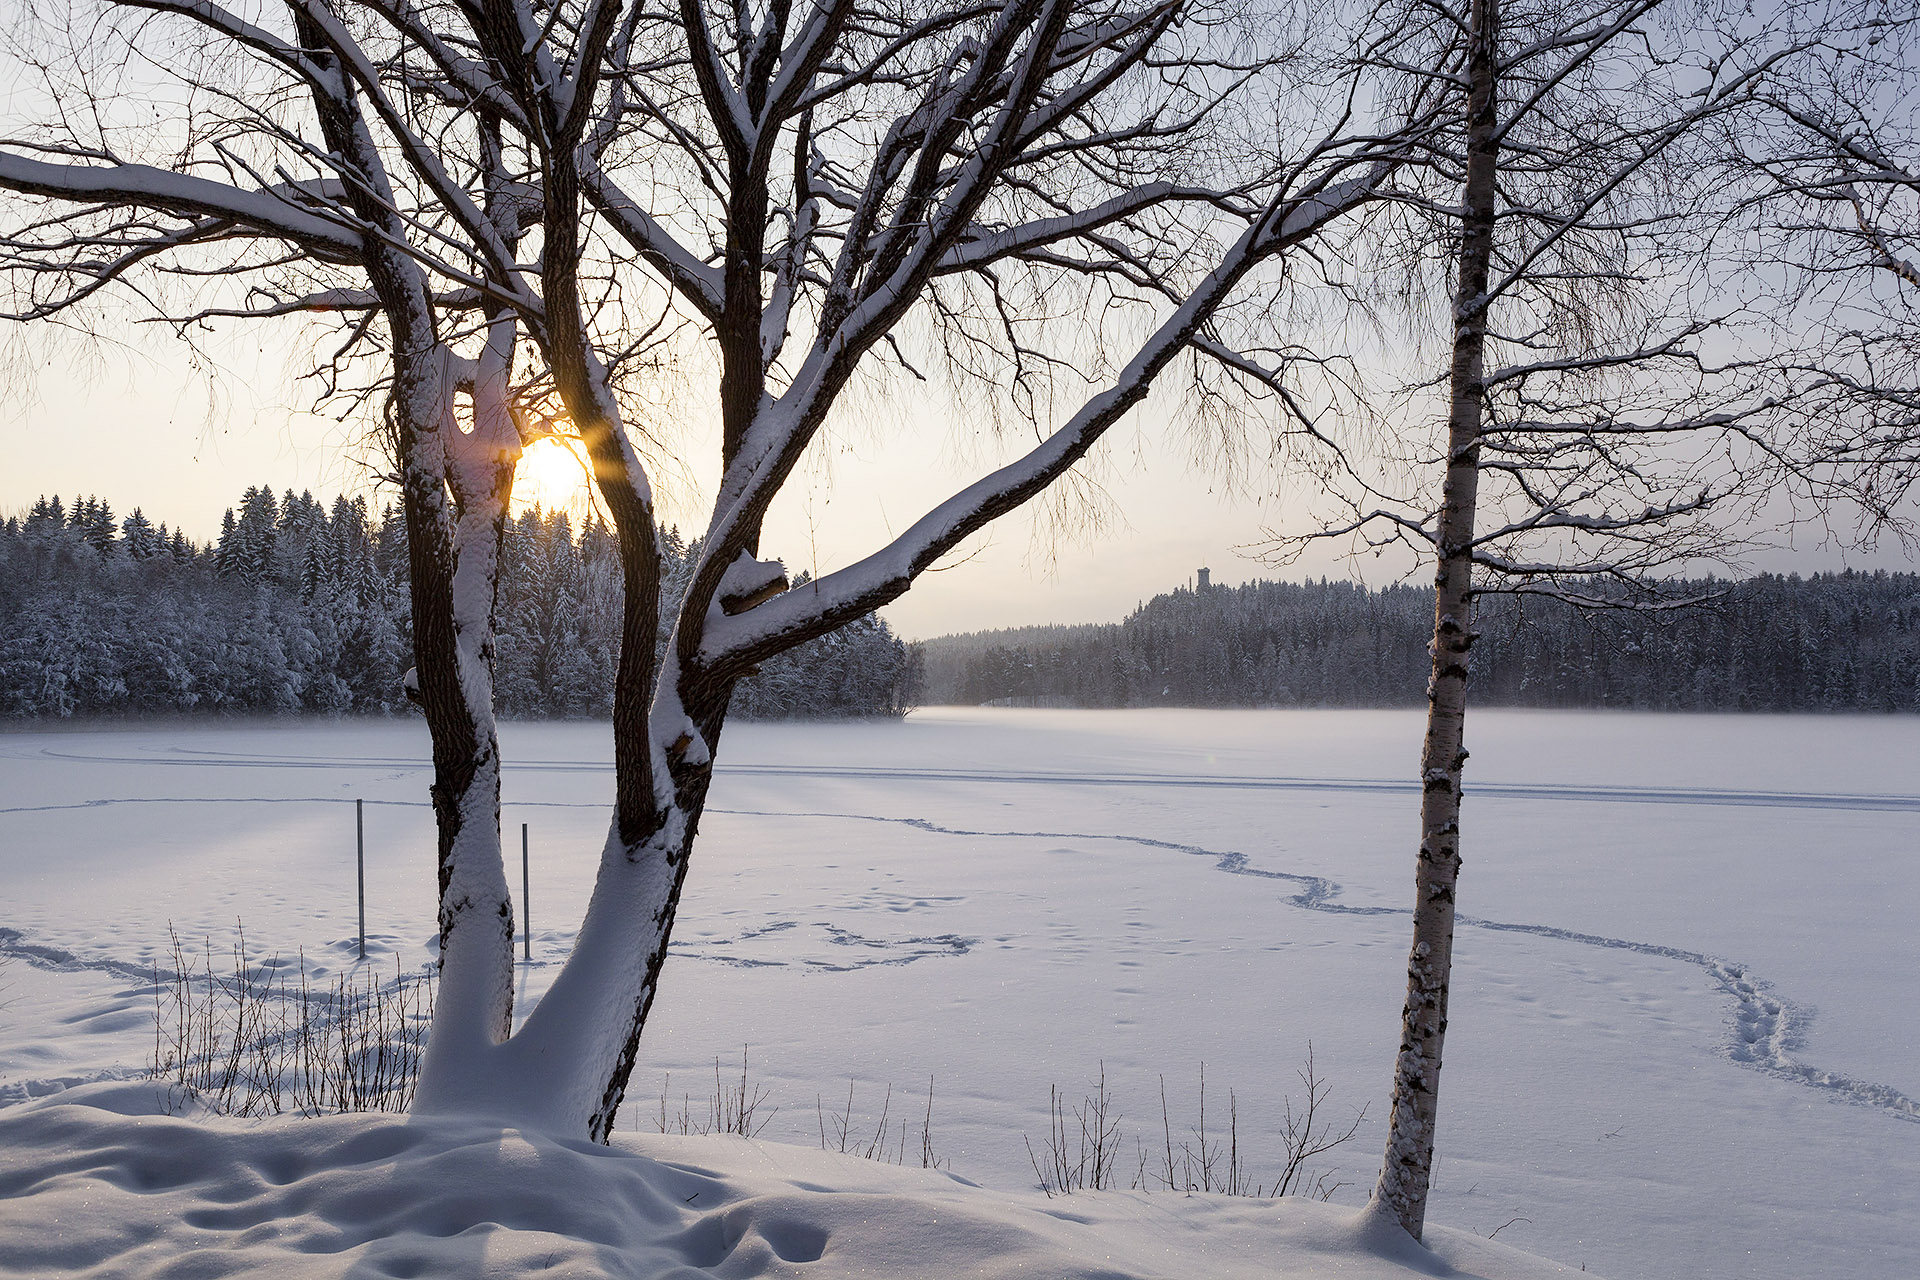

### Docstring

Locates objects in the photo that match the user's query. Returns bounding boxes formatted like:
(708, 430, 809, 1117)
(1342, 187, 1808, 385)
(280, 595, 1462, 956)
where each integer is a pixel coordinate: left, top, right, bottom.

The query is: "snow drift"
(0, 1083, 1589, 1279)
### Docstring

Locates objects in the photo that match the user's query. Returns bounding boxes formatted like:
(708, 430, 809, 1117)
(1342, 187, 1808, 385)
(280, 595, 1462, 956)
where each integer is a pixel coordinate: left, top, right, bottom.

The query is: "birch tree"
(1258, 0, 1815, 1239)
(3, 0, 1448, 1140)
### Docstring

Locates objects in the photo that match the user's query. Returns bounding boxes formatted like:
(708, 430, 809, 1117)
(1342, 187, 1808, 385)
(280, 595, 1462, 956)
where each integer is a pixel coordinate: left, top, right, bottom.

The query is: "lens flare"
(512, 438, 591, 514)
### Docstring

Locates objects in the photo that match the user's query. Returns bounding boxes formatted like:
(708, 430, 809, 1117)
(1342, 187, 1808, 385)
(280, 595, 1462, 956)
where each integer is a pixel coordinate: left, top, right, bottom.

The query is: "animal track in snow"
(671, 919, 972, 972)
(6, 792, 1914, 1123)
(0, 926, 171, 986)
(723, 806, 1920, 1127)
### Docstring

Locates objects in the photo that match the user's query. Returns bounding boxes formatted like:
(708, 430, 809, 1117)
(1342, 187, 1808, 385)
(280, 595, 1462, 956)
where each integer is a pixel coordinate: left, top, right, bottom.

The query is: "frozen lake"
(2, 708, 1916, 1279)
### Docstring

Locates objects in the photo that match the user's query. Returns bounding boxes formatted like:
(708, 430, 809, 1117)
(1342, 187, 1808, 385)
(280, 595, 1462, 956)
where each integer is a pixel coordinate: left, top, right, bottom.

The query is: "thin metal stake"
(522, 822, 531, 962)
(356, 799, 366, 960)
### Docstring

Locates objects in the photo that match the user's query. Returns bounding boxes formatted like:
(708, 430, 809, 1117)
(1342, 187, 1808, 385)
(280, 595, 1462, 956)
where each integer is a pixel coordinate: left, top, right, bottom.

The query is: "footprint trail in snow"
(3, 792, 1915, 1126)
(715, 805, 1920, 1127)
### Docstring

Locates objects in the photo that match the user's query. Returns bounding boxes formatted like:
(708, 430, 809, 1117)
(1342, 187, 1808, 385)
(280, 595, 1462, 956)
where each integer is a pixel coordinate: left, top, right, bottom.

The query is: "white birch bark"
(1371, 0, 1498, 1242)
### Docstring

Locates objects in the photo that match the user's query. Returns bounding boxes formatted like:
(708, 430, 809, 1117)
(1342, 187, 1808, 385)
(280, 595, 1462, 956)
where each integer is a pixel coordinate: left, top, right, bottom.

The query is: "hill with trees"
(920, 573, 1920, 712)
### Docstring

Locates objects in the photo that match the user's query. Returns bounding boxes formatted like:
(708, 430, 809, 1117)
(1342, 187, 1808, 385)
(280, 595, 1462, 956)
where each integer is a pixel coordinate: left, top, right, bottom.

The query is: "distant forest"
(12, 491, 1915, 719)
(920, 572, 1920, 712)
(0, 490, 916, 720)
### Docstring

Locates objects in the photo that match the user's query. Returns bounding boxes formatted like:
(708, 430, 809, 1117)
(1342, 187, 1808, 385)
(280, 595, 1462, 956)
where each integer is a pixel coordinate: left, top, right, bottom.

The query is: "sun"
(512, 437, 593, 514)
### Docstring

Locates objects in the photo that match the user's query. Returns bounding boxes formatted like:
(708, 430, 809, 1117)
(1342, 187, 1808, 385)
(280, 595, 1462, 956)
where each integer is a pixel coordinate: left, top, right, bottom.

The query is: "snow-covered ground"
(0, 1083, 1582, 1279)
(2, 708, 1916, 1279)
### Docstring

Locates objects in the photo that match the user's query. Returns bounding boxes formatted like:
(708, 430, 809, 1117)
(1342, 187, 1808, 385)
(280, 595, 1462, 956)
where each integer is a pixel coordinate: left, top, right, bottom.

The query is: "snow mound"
(0, 1084, 1591, 1279)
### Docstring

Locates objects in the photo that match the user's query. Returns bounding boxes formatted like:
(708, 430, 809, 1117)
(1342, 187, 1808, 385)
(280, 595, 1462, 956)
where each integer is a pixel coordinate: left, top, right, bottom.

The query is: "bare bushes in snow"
(651, 1047, 777, 1138)
(817, 1077, 943, 1171)
(148, 926, 433, 1117)
(1026, 1052, 1365, 1199)
(1026, 1064, 1123, 1195)
(648, 1055, 945, 1170)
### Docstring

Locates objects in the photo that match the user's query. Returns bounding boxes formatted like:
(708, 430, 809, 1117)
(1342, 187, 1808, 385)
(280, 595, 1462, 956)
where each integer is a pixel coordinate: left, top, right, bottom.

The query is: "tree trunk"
(288, 22, 520, 1110)
(394, 330, 521, 1110)
(487, 792, 705, 1139)
(1372, 0, 1499, 1242)
(409, 705, 728, 1139)
(411, 115, 683, 1136)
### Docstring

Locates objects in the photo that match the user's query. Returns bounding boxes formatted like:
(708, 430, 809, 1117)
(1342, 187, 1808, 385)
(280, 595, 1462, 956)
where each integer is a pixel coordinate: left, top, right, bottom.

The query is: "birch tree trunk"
(1372, 0, 1499, 1241)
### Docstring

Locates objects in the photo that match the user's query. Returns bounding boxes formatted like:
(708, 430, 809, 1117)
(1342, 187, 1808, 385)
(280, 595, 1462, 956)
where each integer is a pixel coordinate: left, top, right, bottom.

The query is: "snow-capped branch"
(697, 159, 1395, 671)
(0, 151, 364, 260)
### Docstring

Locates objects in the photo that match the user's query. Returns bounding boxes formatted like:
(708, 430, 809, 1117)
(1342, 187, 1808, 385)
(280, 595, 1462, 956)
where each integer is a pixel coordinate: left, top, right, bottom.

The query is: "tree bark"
(397, 340, 518, 1092)
(1373, 0, 1499, 1242)
(287, 15, 521, 1101)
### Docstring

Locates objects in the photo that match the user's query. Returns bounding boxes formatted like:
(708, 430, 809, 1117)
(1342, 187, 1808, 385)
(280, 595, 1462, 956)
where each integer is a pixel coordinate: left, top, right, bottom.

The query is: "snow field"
(1, 708, 1916, 1279)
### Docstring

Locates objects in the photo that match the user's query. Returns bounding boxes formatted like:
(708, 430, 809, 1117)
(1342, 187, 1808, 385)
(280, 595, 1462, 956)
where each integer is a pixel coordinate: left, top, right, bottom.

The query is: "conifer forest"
(919, 573, 1920, 712)
(10, 486, 1912, 720)
(0, 489, 917, 720)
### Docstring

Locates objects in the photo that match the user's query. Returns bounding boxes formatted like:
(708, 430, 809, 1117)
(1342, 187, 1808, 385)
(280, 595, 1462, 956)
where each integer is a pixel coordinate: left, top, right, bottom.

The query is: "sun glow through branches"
(512, 437, 594, 516)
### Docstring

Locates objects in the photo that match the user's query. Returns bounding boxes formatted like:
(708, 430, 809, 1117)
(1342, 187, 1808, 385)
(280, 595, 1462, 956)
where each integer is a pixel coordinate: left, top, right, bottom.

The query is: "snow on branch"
(696, 160, 1394, 670)
(0, 151, 364, 259)
(583, 169, 726, 319)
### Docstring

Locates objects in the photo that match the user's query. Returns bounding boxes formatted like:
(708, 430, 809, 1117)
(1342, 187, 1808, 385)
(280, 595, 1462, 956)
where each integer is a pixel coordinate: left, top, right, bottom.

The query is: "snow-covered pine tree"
(120, 509, 159, 558)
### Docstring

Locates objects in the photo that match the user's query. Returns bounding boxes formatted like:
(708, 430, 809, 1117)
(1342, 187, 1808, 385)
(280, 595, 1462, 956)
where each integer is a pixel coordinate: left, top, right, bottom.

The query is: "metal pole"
(521, 822, 531, 962)
(356, 799, 366, 960)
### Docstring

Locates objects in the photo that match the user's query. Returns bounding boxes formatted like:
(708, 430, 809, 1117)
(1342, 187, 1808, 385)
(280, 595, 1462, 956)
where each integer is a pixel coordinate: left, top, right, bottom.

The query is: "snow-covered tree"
(390, 0, 1457, 1140)
(2, 0, 1449, 1140)
(120, 508, 160, 559)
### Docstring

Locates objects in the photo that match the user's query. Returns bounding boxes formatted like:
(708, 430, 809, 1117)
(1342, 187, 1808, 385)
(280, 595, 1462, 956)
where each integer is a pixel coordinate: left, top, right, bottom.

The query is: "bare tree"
(1740, 6, 1920, 534)
(2, 0, 1448, 1140)
(1, 0, 552, 1083)
(430, 0, 1456, 1139)
(1258, 0, 1816, 1240)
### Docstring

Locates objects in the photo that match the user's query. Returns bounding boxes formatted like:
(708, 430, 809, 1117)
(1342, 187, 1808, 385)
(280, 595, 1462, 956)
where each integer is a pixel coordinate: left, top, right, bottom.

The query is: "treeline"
(0, 490, 915, 720)
(920, 574, 1920, 712)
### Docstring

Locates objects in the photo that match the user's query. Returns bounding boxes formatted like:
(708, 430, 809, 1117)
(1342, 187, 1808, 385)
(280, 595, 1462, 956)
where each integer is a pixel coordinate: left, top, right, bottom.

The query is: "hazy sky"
(5, 323, 1912, 641)
(6, 2, 1915, 642)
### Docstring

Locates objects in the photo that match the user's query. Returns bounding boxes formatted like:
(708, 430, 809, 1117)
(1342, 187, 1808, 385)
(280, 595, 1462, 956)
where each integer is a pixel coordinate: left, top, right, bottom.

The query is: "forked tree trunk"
(398, 64, 689, 1129)
(407, 668, 735, 1139)
(407, 317, 524, 1106)
(288, 20, 522, 1099)
(1373, 0, 1499, 1242)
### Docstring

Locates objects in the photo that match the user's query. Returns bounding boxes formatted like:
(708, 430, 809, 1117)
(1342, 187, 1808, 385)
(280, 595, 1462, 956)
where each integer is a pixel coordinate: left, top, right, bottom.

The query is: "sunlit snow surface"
(1, 708, 1916, 1279)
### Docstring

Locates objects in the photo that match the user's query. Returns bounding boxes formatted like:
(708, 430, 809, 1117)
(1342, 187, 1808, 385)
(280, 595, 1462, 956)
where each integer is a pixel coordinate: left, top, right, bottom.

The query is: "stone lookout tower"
(1196, 567, 1211, 590)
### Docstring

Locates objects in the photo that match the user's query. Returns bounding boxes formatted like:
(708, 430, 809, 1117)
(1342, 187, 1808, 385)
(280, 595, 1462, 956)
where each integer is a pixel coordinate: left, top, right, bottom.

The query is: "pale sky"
(4, 323, 1912, 641)
(0, 336, 1288, 639)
